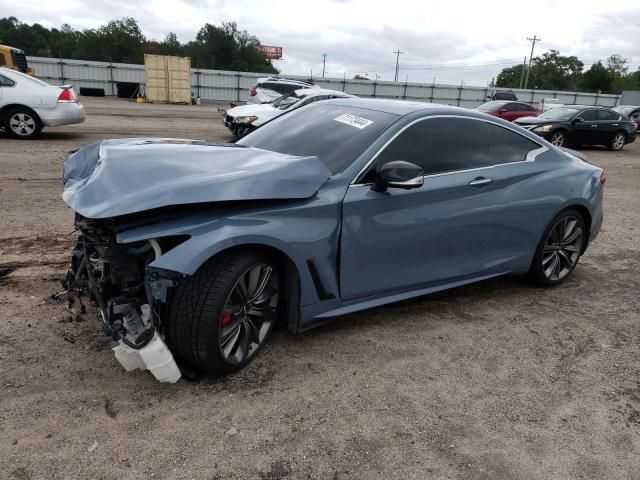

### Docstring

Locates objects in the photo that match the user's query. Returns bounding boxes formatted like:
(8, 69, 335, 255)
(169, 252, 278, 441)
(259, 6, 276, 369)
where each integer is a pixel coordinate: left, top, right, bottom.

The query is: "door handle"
(613, 123, 619, 126)
(590, 124, 598, 128)
(469, 177, 494, 187)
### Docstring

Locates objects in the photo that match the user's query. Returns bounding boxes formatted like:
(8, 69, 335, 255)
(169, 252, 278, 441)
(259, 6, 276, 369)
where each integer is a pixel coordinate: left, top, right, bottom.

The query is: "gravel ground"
(1, 97, 639, 480)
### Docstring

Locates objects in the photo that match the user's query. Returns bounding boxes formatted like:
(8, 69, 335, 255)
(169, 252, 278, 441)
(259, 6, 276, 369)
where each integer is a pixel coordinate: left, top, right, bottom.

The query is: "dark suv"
(487, 91, 518, 101)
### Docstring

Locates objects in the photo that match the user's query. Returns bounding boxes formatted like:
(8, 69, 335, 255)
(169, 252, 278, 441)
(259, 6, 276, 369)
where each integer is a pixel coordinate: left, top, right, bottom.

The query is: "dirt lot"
(1, 97, 639, 480)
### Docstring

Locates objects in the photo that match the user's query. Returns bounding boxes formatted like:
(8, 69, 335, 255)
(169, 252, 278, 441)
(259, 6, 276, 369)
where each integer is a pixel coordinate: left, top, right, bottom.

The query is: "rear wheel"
(609, 132, 626, 151)
(166, 250, 280, 375)
(548, 130, 566, 147)
(4, 107, 43, 139)
(528, 209, 586, 287)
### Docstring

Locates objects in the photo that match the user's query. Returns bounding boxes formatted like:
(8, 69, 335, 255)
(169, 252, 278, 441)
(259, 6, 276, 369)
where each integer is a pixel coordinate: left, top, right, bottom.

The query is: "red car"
(476, 101, 541, 122)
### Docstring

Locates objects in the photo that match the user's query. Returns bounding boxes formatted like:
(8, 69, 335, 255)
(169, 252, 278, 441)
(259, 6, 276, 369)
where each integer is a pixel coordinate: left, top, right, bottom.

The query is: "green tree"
(495, 64, 525, 88)
(580, 61, 613, 93)
(607, 54, 628, 77)
(527, 50, 584, 90)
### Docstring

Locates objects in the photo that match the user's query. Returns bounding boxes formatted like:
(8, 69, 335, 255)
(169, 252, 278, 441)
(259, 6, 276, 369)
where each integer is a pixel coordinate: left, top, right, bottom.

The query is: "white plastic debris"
(87, 440, 98, 453)
(113, 332, 181, 383)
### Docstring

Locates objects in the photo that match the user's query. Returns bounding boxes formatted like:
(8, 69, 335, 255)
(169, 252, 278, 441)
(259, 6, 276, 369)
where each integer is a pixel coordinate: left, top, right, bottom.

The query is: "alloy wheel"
(9, 113, 36, 136)
(542, 215, 584, 281)
(550, 132, 565, 147)
(218, 263, 279, 365)
(611, 133, 625, 150)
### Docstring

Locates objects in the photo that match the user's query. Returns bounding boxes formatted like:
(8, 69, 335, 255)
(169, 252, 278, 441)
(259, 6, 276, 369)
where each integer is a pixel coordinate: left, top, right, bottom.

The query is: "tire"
(3, 107, 43, 139)
(548, 130, 566, 147)
(166, 250, 281, 375)
(528, 208, 586, 287)
(609, 131, 626, 151)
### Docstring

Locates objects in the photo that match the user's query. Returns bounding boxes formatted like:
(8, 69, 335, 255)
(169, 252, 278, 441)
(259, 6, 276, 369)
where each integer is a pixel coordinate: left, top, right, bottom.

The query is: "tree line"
(0, 16, 279, 74)
(492, 50, 639, 94)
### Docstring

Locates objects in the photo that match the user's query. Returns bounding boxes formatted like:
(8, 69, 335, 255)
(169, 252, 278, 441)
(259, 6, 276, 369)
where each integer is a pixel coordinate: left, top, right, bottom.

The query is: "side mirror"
(498, 108, 508, 114)
(573, 117, 583, 123)
(372, 161, 424, 192)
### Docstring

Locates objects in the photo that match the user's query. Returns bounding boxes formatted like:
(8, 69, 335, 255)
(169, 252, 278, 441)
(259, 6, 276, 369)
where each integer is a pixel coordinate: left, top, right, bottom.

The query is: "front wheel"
(609, 132, 626, 151)
(528, 209, 586, 287)
(4, 107, 43, 139)
(166, 250, 280, 375)
(548, 130, 566, 147)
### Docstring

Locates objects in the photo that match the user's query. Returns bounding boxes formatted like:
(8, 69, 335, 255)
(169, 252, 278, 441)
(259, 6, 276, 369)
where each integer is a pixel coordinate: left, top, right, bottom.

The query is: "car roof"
(562, 104, 610, 110)
(614, 105, 640, 108)
(294, 88, 355, 98)
(257, 77, 312, 86)
(321, 97, 466, 116)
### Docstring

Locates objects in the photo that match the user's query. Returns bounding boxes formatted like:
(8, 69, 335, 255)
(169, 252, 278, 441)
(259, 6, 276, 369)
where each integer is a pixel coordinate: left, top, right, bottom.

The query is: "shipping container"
(144, 54, 191, 104)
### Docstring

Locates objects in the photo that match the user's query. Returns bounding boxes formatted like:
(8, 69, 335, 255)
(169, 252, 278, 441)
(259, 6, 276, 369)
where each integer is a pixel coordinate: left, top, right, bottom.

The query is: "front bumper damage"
(64, 216, 182, 382)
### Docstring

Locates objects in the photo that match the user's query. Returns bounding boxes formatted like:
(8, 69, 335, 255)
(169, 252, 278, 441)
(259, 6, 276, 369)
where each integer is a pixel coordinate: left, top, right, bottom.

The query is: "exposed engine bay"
(64, 214, 184, 382)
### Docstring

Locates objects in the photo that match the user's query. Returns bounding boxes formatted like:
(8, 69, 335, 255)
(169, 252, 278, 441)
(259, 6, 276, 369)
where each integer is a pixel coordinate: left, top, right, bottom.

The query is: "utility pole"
(321, 53, 327, 78)
(523, 35, 541, 89)
(393, 50, 403, 82)
(518, 56, 527, 89)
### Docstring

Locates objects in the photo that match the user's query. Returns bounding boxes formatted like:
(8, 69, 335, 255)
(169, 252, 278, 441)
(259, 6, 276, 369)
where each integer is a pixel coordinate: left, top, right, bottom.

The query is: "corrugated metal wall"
(27, 56, 621, 107)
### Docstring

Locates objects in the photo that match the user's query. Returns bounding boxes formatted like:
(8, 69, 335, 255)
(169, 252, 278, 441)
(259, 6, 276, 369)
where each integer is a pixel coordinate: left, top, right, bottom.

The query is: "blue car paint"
(63, 138, 332, 219)
(64, 101, 603, 334)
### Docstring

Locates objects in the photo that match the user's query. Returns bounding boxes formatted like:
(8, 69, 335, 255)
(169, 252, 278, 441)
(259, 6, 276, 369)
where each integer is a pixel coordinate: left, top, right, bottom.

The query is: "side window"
(376, 117, 494, 176)
(486, 123, 540, 164)
(597, 110, 616, 121)
(579, 110, 599, 121)
(520, 103, 535, 111)
(504, 103, 520, 112)
(0, 74, 15, 87)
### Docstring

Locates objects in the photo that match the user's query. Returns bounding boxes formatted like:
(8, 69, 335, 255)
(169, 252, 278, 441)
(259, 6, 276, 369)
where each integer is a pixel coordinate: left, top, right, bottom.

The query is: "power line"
(524, 34, 541, 89)
(393, 50, 403, 82)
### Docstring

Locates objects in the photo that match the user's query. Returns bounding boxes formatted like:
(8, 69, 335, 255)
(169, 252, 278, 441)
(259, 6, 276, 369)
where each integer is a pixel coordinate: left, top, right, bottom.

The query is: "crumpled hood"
(62, 138, 331, 219)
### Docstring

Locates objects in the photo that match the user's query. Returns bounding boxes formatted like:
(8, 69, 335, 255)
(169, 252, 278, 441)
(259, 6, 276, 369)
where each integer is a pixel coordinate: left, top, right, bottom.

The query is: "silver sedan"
(0, 66, 85, 139)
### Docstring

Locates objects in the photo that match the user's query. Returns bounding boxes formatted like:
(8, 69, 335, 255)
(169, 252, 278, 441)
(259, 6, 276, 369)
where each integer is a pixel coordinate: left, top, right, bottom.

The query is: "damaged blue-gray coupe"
(62, 99, 604, 382)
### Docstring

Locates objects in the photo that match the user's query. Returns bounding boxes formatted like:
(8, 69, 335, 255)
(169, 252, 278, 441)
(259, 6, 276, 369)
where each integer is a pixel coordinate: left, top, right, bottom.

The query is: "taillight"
(633, 121, 638, 130)
(58, 88, 76, 103)
(249, 87, 257, 97)
(600, 171, 606, 186)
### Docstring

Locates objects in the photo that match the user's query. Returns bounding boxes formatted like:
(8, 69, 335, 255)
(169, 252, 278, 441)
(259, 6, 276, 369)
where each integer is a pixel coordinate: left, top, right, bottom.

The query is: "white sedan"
(224, 88, 357, 136)
(0, 67, 85, 139)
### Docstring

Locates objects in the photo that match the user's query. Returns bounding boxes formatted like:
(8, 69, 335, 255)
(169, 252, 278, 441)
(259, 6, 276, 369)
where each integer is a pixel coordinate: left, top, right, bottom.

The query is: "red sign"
(259, 45, 282, 60)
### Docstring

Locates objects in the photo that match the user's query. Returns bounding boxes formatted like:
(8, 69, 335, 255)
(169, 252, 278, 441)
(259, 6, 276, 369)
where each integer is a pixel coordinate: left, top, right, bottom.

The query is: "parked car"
(225, 88, 357, 136)
(515, 105, 637, 150)
(486, 91, 518, 101)
(62, 99, 604, 381)
(613, 105, 640, 129)
(0, 67, 85, 139)
(248, 77, 315, 104)
(541, 98, 563, 111)
(476, 101, 540, 122)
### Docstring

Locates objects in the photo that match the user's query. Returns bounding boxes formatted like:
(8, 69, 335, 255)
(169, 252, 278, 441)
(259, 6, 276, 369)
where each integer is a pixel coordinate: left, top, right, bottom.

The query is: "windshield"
(237, 103, 398, 174)
(538, 107, 580, 121)
(271, 94, 299, 109)
(477, 101, 506, 111)
(613, 106, 634, 116)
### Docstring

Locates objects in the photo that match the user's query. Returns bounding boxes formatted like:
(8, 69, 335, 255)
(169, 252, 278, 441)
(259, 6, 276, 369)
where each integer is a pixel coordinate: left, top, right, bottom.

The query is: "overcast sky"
(3, 0, 640, 85)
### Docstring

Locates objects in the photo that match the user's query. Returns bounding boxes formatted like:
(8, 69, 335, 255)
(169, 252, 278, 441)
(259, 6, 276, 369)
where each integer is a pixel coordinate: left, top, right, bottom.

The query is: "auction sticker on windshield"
(334, 113, 374, 129)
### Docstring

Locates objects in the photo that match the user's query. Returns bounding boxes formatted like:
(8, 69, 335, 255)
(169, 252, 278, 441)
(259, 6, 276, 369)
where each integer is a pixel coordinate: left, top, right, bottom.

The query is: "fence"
(27, 56, 621, 108)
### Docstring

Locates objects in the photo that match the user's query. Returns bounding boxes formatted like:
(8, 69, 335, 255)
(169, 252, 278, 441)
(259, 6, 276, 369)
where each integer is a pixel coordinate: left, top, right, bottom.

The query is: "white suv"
(248, 77, 316, 104)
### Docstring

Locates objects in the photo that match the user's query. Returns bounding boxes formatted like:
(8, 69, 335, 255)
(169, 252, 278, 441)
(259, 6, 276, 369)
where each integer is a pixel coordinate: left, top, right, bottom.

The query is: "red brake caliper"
(220, 301, 233, 327)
